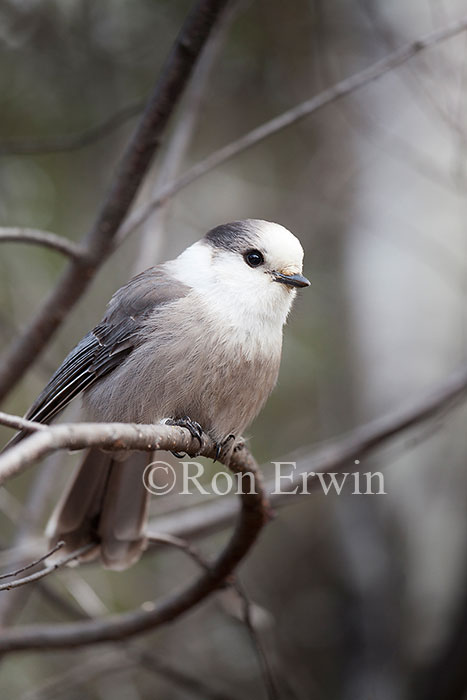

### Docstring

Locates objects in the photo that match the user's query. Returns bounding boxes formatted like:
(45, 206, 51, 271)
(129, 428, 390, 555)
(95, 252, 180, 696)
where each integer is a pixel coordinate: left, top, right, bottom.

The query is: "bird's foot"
(214, 434, 236, 463)
(165, 416, 204, 458)
(233, 436, 245, 452)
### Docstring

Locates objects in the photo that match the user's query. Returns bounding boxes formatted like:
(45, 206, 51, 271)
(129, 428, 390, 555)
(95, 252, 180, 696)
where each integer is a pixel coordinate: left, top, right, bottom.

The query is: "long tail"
(46, 448, 151, 570)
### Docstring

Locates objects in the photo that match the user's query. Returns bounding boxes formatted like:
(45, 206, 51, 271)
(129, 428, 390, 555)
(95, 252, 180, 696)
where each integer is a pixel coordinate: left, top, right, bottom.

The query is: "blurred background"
(1, 0, 467, 698)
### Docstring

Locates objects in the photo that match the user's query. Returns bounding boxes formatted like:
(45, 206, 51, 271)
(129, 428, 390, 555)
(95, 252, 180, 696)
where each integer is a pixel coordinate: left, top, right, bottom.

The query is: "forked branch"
(0, 424, 268, 653)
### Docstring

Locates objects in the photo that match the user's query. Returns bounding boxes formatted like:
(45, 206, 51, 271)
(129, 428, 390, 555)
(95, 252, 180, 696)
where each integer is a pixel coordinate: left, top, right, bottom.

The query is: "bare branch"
(18, 652, 137, 700)
(279, 364, 467, 500)
(6, 535, 242, 700)
(0, 422, 214, 486)
(148, 532, 278, 700)
(119, 12, 467, 243)
(0, 411, 47, 435)
(2, 11, 465, 403)
(0, 431, 267, 653)
(20, 645, 238, 700)
(146, 362, 467, 539)
(0, 541, 64, 581)
(0, 228, 84, 261)
(0, 544, 94, 592)
(147, 532, 211, 571)
(132, 0, 240, 273)
(0, 437, 77, 626)
(0, 361, 465, 652)
(0, 0, 231, 403)
(358, 0, 465, 137)
(235, 579, 279, 700)
(0, 99, 146, 156)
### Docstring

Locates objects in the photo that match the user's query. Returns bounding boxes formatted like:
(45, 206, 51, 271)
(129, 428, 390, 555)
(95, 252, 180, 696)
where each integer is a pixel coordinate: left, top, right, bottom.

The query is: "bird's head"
(170, 219, 310, 329)
(205, 219, 309, 290)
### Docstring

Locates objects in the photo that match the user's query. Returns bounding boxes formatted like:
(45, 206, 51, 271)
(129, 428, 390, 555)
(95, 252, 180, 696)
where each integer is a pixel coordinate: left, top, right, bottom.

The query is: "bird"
(6, 219, 310, 570)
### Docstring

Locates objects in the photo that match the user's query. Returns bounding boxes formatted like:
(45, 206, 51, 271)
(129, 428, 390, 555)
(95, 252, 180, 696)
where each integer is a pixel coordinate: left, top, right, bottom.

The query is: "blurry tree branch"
(1, 11, 466, 406)
(119, 12, 467, 243)
(148, 532, 278, 700)
(357, 0, 465, 137)
(0, 0, 230, 403)
(0, 540, 65, 582)
(0, 411, 46, 435)
(1, 362, 466, 499)
(0, 544, 94, 592)
(0, 99, 146, 156)
(0, 425, 267, 653)
(3, 534, 250, 700)
(0, 533, 237, 697)
(146, 362, 467, 540)
(0, 228, 84, 261)
(0, 422, 220, 486)
(0, 419, 80, 628)
(19, 645, 238, 700)
(0, 361, 465, 652)
(132, 0, 240, 274)
(414, 592, 467, 700)
(0, 368, 467, 652)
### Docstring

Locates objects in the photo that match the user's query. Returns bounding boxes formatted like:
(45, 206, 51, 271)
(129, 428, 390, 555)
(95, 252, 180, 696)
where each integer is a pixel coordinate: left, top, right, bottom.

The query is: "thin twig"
(118, 12, 467, 243)
(0, 411, 47, 435)
(0, 404, 81, 629)
(235, 579, 279, 700)
(146, 532, 278, 700)
(0, 99, 146, 156)
(147, 532, 211, 571)
(0, 541, 64, 581)
(0, 544, 94, 592)
(0, 228, 85, 261)
(0, 0, 231, 403)
(358, 0, 464, 136)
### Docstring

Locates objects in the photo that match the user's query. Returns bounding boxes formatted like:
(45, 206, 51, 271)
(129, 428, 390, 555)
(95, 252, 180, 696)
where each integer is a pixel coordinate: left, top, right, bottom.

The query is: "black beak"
(273, 271, 311, 288)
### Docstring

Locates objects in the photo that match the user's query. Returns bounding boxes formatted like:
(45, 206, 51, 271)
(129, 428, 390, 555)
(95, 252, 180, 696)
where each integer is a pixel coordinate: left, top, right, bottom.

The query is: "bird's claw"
(166, 416, 204, 457)
(214, 434, 236, 463)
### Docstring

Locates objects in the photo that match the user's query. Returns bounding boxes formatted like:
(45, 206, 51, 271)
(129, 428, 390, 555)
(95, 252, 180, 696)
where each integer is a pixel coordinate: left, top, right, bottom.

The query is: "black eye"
(244, 249, 264, 268)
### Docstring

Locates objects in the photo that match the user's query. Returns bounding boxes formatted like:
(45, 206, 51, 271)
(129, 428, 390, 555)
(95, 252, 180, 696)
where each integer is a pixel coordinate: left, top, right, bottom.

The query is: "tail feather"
(98, 453, 150, 570)
(47, 448, 151, 570)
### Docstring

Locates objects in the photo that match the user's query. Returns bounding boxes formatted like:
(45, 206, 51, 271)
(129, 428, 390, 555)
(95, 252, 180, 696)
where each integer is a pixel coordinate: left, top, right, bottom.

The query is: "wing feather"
(7, 266, 189, 445)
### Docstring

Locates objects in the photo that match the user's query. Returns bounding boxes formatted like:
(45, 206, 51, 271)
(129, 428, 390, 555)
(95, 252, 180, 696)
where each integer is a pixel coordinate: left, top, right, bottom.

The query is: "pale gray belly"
(82, 308, 281, 442)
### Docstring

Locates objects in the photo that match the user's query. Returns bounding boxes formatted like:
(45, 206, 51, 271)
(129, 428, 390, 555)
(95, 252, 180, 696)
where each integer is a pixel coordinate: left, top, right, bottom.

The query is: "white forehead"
(168, 219, 305, 289)
(249, 220, 304, 265)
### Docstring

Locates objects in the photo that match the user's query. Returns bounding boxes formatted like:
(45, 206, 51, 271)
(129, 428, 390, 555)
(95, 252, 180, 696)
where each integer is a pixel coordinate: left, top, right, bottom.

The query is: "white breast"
(166, 241, 294, 361)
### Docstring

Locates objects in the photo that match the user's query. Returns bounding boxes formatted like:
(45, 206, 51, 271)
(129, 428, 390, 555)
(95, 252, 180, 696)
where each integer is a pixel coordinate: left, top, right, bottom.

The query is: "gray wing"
(22, 266, 189, 429)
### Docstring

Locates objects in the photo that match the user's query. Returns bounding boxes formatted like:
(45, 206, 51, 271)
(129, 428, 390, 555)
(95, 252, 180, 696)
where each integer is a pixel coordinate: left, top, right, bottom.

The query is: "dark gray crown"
(204, 220, 261, 253)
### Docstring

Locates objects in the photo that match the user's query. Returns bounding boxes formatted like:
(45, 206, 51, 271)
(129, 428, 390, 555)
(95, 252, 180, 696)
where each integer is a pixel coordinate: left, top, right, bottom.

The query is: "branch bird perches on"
(0, 422, 268, 653)
(0, 360, 466, 652)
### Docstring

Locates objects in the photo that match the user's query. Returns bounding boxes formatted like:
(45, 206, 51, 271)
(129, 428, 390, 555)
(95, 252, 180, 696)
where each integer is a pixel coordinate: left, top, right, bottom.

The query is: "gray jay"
(8, 219, 309, 569)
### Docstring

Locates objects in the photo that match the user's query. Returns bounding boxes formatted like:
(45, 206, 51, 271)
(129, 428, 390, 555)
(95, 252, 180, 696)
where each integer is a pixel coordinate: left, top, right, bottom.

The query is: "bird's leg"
(214, 433, 236, 463)
(165, 416, 204, 458)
